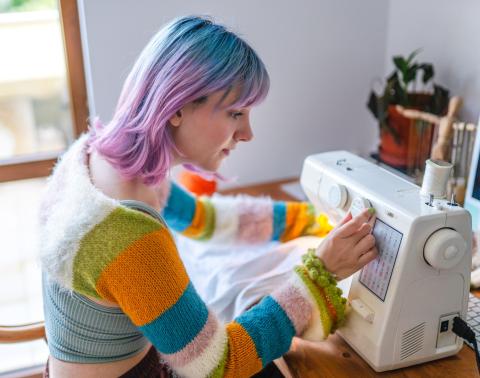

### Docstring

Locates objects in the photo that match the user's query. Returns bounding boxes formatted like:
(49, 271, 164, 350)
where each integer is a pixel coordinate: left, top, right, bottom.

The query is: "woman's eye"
(230, 111, 243, 119)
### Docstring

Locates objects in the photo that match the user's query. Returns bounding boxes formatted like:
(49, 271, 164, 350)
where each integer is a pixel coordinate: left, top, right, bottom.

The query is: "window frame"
(0, 0, 89, 183)
(0, 1, 87, 376)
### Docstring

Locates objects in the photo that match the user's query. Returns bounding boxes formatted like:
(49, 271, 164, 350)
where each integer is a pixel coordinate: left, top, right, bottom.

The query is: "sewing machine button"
(444, 245, 459, 260)
(351, 298, 375, 323)
(350, 196, 372, 217)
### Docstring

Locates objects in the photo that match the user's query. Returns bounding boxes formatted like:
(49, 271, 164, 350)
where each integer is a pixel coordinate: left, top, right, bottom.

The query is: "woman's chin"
(193, 161, 221, 174)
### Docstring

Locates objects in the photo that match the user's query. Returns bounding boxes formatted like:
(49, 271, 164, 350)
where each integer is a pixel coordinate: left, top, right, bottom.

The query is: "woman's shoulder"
(37, 135, 169, 294)
(40, 198, 169, 297)
(69, 205, 168, 298)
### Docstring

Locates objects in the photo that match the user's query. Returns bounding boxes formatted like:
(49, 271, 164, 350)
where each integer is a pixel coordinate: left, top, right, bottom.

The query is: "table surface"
(221, 178, 480, 378)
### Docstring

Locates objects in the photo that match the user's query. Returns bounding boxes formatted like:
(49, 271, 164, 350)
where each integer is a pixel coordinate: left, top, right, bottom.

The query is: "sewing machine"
(300, 151, 471, 372)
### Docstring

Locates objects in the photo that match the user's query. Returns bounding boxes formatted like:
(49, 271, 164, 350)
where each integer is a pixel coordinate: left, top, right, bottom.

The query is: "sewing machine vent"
(400, 322, 426, 360)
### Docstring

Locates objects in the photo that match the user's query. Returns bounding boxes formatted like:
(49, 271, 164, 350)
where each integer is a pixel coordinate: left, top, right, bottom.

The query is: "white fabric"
(176, 234, 331, 322)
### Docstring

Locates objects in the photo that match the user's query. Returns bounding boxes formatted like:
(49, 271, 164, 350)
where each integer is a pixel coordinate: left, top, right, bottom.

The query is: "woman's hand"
(315, 209, 378, 280)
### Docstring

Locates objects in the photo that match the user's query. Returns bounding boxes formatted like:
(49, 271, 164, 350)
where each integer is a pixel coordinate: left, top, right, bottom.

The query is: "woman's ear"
(169, 109, 183, 127)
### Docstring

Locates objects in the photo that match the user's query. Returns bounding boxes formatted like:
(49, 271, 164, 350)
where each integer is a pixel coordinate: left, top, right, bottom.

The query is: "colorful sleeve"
(71, 207, 344, 378)
(161, 181, 333, 245)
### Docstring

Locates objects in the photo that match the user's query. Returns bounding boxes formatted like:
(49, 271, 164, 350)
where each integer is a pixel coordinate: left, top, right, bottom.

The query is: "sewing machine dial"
(327, 183, 348, 209)
(350, 196, 372, 217)
(423, 228, 466, 270)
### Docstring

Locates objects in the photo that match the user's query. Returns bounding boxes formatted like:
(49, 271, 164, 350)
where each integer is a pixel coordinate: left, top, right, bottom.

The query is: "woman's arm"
(71, 207, 343, 377)
(160, 180, 333, 245)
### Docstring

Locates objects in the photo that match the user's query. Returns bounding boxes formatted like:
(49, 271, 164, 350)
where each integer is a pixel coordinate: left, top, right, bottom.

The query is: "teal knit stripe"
(272, 202, 286, 240)
(162, 182, 197, 232)
(138, 282, 209, 354)
(235, 295, 295, 366)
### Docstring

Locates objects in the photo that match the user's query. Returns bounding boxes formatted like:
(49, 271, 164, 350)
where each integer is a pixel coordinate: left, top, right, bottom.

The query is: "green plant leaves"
(406, 48, 422, 64)
(368, 49, 449, 123)
(419, 64, 434, 83)
(393, 56, 408, 73)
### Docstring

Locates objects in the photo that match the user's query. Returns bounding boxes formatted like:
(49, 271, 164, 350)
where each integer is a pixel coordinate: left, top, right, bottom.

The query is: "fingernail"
(368, 207, 376, 215)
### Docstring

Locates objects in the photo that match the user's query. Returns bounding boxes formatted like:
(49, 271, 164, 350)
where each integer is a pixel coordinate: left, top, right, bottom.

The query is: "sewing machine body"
(300, 151, 471, 372)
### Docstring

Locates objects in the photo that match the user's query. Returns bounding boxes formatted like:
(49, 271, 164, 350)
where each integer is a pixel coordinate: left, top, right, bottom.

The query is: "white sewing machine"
(300, 151, 471, 372)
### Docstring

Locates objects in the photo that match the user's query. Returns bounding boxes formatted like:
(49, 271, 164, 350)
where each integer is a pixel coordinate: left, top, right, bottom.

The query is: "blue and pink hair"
(88, 16, 270, 185)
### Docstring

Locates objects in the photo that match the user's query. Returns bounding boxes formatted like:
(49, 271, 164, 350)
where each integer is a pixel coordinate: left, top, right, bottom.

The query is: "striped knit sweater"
(39, 135, 343, 377)
(156, 174, 333, 245)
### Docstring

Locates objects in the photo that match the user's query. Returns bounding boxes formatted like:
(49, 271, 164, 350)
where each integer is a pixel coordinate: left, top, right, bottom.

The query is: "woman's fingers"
(337, 209, 373, 238)
(355, 233, 376, 255)
(352, 222, 372, 243)
(338, 211, 353, 227)
(317, 208, 378, 278)
(358, 247, 378, 267)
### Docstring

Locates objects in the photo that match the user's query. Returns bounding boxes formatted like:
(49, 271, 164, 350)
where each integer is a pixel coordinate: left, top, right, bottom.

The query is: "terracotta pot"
(379, 94, 437, 172)
(379, 105, 412, 169)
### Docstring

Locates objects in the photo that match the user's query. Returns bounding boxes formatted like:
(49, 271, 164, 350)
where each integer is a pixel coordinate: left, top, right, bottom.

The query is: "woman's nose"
(235, 120, 253, 142)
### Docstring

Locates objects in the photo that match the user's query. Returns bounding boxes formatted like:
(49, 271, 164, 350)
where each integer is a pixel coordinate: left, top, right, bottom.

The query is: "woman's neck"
(88, 150, 162, 211)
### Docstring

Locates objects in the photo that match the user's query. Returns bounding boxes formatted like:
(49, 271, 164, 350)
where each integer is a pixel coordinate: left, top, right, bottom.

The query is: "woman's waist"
(43, 274, 149, 363)
(47, 343, 152, 378)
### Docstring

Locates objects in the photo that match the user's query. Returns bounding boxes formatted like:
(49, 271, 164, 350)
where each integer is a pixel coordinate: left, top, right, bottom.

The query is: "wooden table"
(221, 178, 480, 378)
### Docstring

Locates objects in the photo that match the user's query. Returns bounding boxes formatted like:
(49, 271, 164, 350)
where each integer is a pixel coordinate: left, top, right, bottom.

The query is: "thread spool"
(420, 159, 453, 198)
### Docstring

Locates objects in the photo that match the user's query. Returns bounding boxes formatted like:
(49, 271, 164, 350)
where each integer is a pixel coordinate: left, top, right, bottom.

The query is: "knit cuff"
(292, 250, 347, 341)
(302, 249, 346, 327)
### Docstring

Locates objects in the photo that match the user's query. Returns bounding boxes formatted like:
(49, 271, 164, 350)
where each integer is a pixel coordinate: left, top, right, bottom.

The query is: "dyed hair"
(88, 15, 270, 186)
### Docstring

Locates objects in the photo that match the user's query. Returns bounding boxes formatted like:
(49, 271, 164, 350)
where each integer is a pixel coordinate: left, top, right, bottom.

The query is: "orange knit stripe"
(301, 266, 338, 323)
(182, 199, 206, 238)
(96, 229, 190, 326)
(224, 322, 263, 377)
(320, 287, 337, 323)
(281, 203, 312, 242)
(280, 202, 299, 242)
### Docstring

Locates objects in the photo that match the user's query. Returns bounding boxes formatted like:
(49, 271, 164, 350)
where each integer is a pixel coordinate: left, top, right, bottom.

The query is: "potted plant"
(367, 49, 449, 173)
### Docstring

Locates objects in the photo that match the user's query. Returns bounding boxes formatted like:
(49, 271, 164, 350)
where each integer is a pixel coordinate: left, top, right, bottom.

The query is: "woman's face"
(169, 89, 253, 172)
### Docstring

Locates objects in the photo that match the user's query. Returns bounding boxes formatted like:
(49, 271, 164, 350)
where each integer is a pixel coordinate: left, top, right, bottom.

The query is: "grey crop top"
(42, 200, 164, 363)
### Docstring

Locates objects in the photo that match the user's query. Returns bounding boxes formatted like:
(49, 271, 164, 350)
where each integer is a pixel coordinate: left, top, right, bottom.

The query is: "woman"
(39, 16, 377, 377)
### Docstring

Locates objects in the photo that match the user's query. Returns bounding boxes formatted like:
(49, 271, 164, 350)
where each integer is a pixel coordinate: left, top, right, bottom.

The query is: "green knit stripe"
(72, 206, 162, 298)
(301, 249, 346, 328)
(302, 203, 316, 234)
(208, 344, 228, 378)
(294, 266, 332, 336)
(197, 198, 216, 241)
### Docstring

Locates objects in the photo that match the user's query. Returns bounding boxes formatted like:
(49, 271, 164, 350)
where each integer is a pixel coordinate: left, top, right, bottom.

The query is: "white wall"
(385, 0, 480, 124)
(77, 0, 389, 187)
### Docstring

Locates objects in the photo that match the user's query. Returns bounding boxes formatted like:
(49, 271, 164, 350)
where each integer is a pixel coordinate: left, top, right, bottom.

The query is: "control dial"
(349, 196, 372, 217)
(327, 183, 348, 209)
(424, 228, 466, 270)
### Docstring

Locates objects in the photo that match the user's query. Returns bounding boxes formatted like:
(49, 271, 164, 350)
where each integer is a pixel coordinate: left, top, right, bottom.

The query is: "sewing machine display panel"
(359, 219, 403, 301)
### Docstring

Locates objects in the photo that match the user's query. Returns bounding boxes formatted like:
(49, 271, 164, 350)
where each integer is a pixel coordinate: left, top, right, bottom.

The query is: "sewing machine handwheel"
(424, 228, 466, 270)
(327, 183, 348, 209)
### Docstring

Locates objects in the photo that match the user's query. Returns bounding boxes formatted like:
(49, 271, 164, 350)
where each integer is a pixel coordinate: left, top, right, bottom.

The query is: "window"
(0, 0, 88, 183)
(0, 0, 88, 374)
